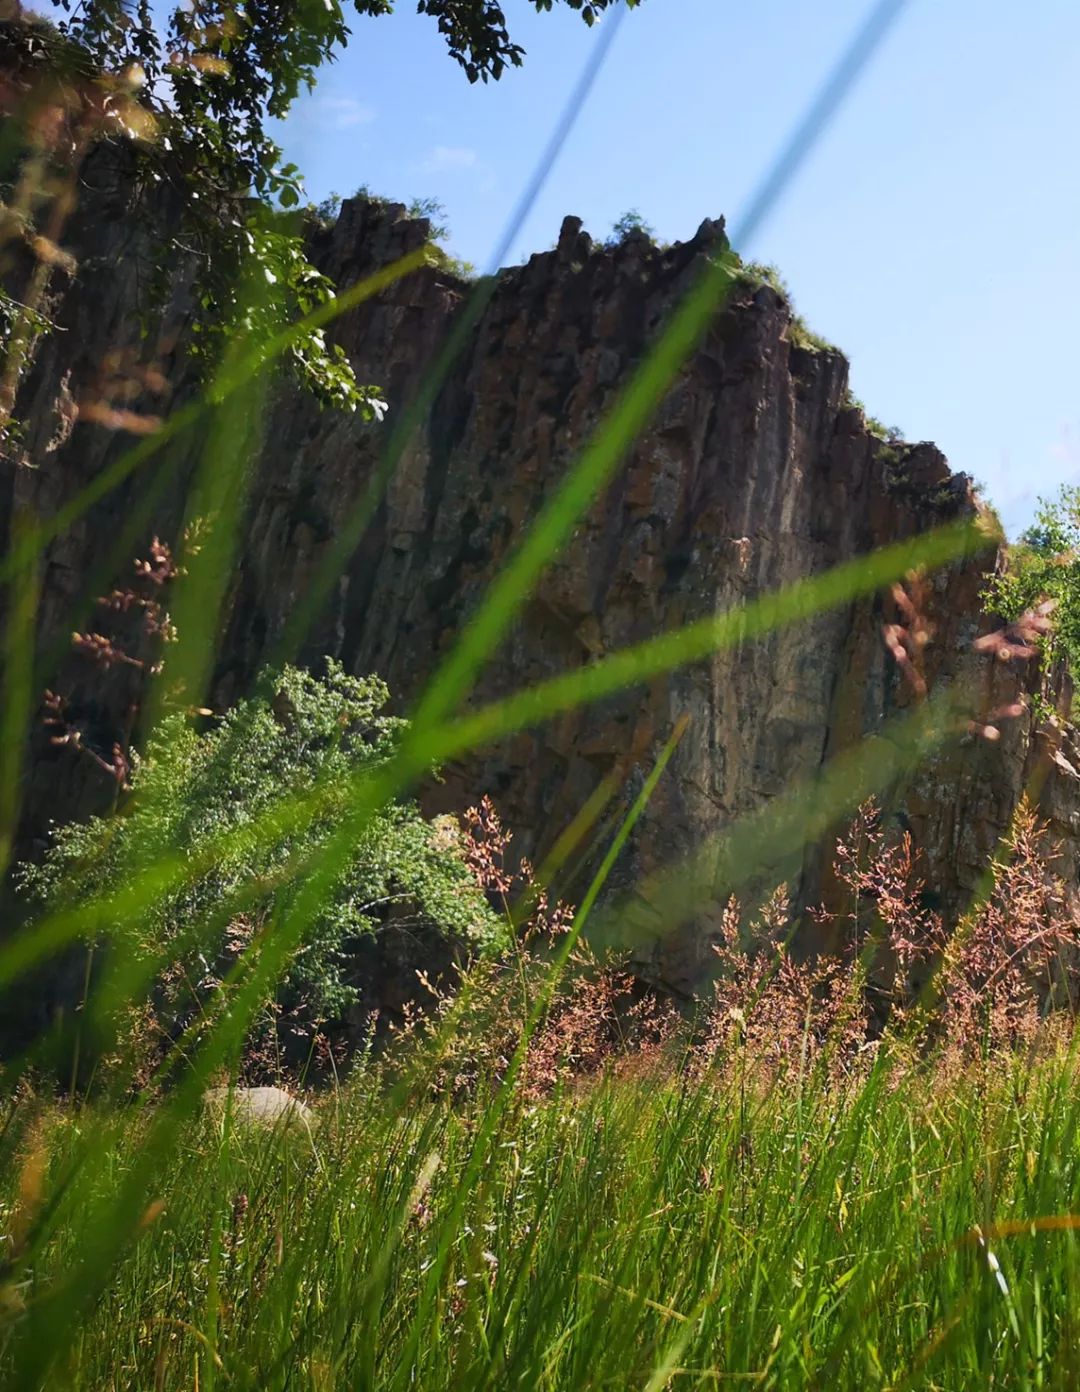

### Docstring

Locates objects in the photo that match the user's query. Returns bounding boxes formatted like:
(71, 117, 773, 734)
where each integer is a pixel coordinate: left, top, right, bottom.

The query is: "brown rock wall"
(5, 174, 1077, 994)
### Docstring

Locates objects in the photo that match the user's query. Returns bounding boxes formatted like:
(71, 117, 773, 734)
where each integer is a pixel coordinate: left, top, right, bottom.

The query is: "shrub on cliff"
(984, 482, 1080, 685)
(16, 663, 504, 1066)
(733, 258, 843, 356)
(607, 208, 657, 246)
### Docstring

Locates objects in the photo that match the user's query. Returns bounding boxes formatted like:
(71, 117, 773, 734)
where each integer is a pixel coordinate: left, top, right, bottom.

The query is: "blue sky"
(278, 0, 1079, 535)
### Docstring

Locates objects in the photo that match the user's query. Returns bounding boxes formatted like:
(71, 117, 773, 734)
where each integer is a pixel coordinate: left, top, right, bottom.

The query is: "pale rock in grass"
(204, 1086, 314, 1130)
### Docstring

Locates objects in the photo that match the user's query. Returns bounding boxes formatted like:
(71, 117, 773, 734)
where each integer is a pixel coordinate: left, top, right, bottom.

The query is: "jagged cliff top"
(310, 189, 976, 525)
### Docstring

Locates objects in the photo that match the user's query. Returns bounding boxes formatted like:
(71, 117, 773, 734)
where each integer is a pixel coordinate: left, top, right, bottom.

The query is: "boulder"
(203, 1086, 314, 1130)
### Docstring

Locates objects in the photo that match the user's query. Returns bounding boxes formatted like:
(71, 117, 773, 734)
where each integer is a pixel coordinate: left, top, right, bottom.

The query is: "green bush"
(424, 242, 478, 280)
(407, 195, 452, 242)
(607, 208, 657, 246)
(310, 190, 343, 225)
(838, 388, 904, 441)
(789, 314, 841, 354)
(17, 663, 503, 1053)
(984, 483, 1080, 682)
(735, 258, 790, 297)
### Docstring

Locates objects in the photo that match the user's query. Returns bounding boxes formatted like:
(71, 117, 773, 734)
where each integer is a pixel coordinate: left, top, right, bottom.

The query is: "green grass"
(6, 1042, 1080, 1390)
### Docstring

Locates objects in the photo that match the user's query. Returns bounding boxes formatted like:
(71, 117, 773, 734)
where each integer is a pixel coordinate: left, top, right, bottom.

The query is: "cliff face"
(7, 172, 1078, 994)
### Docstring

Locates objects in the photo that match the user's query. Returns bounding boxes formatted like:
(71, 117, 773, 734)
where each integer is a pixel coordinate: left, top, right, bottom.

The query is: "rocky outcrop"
(5, 165, 1078, 995)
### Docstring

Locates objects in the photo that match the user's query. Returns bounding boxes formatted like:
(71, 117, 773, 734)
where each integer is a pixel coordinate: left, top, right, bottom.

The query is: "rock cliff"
(6, 167, 1078, 995)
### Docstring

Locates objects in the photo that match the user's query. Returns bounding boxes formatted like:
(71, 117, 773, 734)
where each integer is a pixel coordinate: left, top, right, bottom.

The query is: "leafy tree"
(984, 483, 1080, 681)
(422, 0, 639, 80)
(406, 194, 451, 242)
(607, 207, 655, 245)
(17, 663, 504, 1058)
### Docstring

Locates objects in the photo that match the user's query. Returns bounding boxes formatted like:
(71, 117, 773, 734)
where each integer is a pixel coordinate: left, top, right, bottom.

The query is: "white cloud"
(313, 97, 377, 130)
(422, 145, 479, 173)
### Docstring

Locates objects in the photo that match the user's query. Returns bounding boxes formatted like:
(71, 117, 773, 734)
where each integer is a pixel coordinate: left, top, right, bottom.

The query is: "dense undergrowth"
(17, 663, 505, 1079)
(5, 798, 1080, 1389)
(985, 483, 1080, 689)
(7, 1011, 1080, 1388)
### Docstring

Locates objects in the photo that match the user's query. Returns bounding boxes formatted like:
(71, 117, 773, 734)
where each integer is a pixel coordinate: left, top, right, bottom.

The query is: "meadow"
(7, 1022, 1080, 1389)
(4, 797, 1080, 1391)
(3, 1, 1079, 1387)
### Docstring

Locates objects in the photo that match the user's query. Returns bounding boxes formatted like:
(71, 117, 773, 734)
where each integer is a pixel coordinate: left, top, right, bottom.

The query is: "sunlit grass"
(6, 1042, 1080, 1390)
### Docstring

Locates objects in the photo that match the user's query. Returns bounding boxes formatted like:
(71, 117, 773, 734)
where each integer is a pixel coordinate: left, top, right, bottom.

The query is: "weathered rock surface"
(5, 165, 1079, 996)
